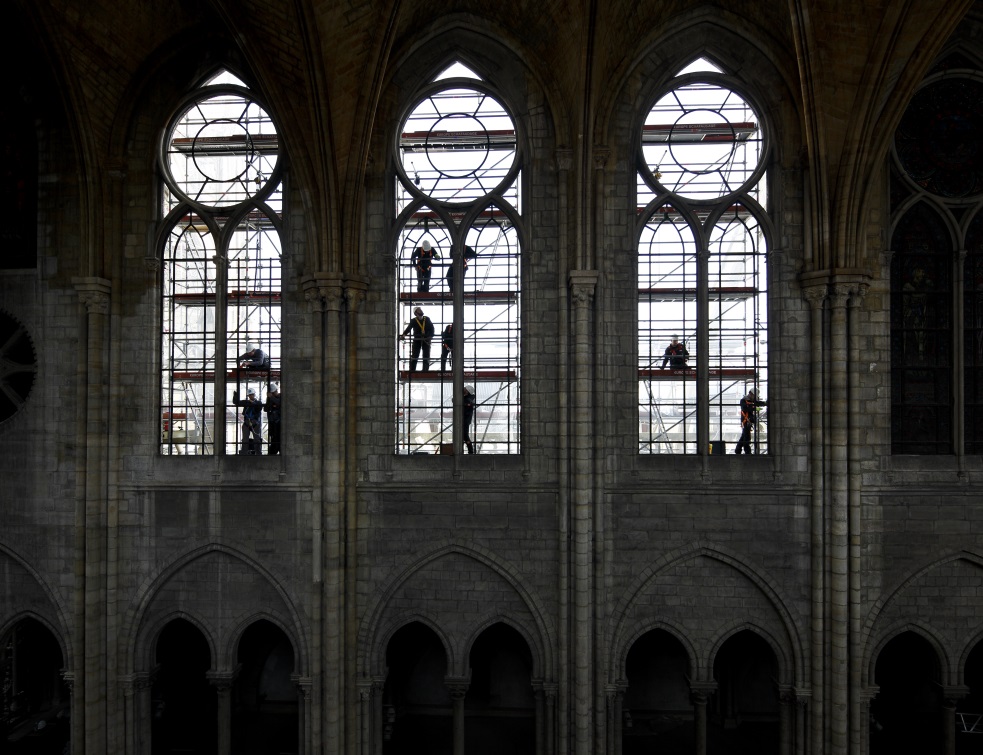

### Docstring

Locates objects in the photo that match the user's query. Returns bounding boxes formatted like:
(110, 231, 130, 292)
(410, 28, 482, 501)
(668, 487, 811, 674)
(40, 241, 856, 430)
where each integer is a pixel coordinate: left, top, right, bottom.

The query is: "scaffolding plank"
(398, 291, 517, 304)
(638, 286, 757, 301)
(171, 370, 282, 380)
(398, 369, 517, 382)
(638, 367, 756, 379)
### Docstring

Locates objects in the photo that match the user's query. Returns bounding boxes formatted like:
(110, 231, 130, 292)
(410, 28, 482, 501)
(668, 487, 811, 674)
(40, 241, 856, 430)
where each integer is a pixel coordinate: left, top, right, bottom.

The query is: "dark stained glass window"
(895, 78, 983, 199)
(890, 203, 953, 454)
(0, 103, 37, 269)
(966, 213, 983, 454)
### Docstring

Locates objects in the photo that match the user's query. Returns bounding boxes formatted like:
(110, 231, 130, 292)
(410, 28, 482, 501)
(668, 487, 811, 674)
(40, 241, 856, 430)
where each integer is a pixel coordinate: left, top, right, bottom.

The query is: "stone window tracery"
(890, 63, 983, 455)
(637, 59, 769, 455)
(158, 70, 283, 455)
(393, 62, 521, 455)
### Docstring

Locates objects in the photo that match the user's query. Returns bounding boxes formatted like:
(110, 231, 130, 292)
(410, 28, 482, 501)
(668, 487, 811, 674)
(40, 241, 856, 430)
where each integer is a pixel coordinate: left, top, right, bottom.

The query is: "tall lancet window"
(394, 62, 522, 455)
(158, 70, 283, 456)
(637, 58, 770, 455)
(890, 53, 983, 455)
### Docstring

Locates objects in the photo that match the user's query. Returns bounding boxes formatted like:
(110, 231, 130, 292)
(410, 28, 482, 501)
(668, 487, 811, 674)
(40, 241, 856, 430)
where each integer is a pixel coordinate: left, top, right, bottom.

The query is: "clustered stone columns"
(800, 273, 870, 755)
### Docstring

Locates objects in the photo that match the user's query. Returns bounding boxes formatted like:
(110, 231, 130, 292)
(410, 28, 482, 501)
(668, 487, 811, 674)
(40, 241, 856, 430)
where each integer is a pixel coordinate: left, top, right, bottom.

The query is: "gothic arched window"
(393, 62, 522, 455)
(637, 59, 769, 455)
(890, 57, 983, 455)
(158, 70, 283, 455)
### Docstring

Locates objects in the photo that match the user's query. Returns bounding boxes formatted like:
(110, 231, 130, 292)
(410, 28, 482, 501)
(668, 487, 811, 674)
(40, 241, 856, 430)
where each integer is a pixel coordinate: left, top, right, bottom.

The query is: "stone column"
(304, 273, 345, 755)
(543, 681, 557, 755)
(828, 283, 850, 755)
(61, 671, 77, 755)
(690, 682, 717, 755)
(120, 671, 154, 755)
(569, 270, 598, 755)
(293, 675, 312, 755)
(74, 277, 112, 755)
(794, 688, 810, 755)
(778, 685, 794, 755)
(942, 686, 969, 755)
(206, 669, 237, 755)
(356, 676, 384, 755)
(847, 282, 869, 754)
(446, 677, 470, 755)
(605, 684, 624, 755)
(555, 147, 573, 755)
(802, 280, 827, 755)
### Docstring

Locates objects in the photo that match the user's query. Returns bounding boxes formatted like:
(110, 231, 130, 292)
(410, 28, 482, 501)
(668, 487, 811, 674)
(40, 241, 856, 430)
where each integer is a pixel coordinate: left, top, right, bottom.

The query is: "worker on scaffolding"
(462, 384, 476, 454)
(735, 389, 767, 455)
(238, 342, 270, 371)
(232, 387, 263, 455)
(410, 239, 440, 292)
(401, 306, 435, 371)
(445, 245, 476, 293)
(264, 382, 281, 455)
(440, 323, 454, 371)
(660, 335, 690, 369)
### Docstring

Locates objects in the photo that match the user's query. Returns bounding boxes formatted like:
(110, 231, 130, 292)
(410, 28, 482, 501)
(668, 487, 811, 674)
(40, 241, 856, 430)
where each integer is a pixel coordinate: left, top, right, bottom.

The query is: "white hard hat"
(246, 342, 257, 351)
(464, 385, 475, 395)
(422, 240, 431, 251)
(270, 382, 279, 392)
(246, 387, 257, 396)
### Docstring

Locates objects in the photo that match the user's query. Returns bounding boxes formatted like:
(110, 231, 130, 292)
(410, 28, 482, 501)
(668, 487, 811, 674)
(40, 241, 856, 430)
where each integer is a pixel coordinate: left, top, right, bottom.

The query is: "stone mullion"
(696, 245, 710, 456)
(74, 276, 112, 755)
(212, 253, 229, 452)
(955, 249, 967, 460)
(569, 270, 597, 755)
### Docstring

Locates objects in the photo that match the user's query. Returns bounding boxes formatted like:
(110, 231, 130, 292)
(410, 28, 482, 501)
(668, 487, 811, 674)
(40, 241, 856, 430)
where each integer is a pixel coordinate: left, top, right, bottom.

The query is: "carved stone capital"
(444, 675, 470, 700)
(302, 273, 344, 313)
(689, 680, 717, 705)
(344, 285, 367, 313)
(206, 668, 239, 691)
(593, 148, 610, 171)
(555, 148, 573, 172)
(569, 270, 598, 307)
(293, 675, 313, 699)
(73, 277, 111, 314)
